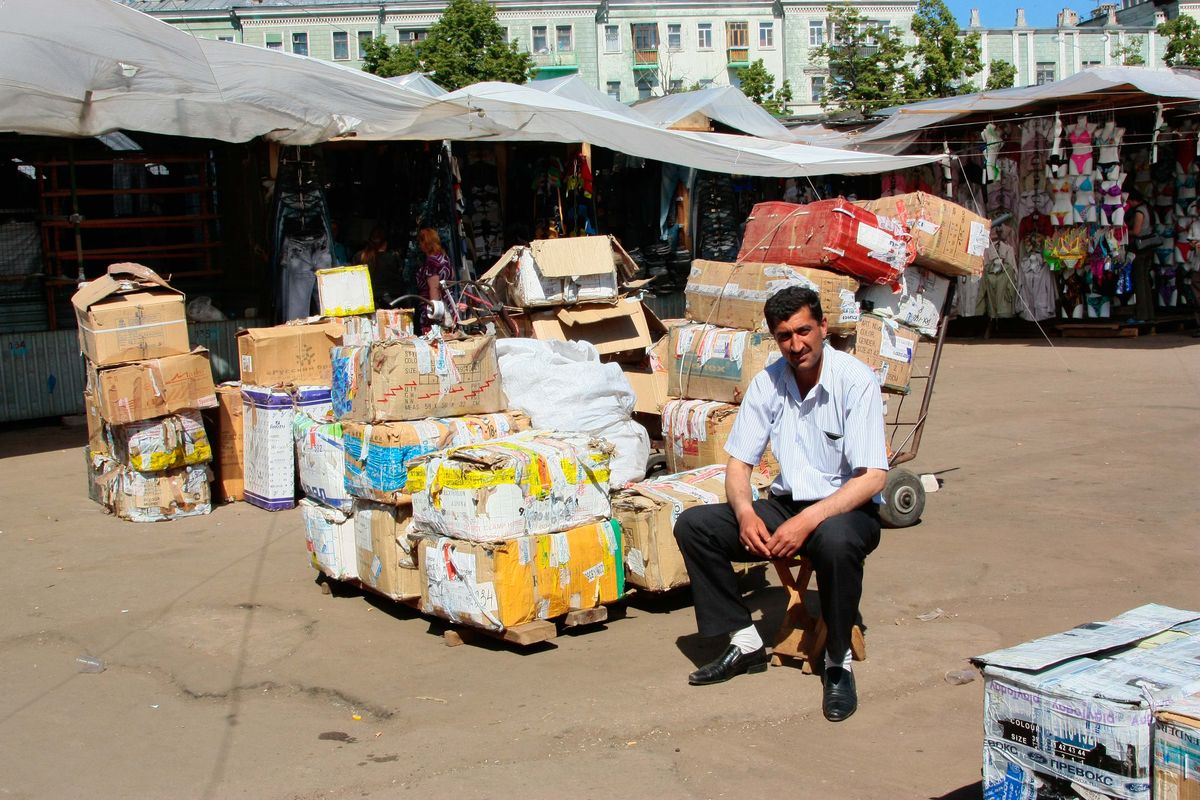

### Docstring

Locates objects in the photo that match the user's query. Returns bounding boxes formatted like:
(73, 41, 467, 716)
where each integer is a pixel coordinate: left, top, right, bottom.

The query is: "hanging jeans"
(280, 233, 331, 321)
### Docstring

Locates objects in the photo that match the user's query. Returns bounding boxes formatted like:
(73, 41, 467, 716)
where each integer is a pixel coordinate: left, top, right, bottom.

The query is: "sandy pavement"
(1, 335, 1198, 800)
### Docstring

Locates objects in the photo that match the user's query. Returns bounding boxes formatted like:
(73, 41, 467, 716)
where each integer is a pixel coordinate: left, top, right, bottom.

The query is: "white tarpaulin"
(0, 0, 456, 144)
(634, 86, 794, 141)
(386, 72, 449, 98)
(528, 75, 649, 120)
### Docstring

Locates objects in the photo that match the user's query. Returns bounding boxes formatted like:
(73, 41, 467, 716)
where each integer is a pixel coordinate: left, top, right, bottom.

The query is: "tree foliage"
(737, 59, 794, 116)
(908, 0, 983, 99)
(1159, 16, 1200, 66)
(1114, 36, 1146, 66)
(813, 5, 909, 117)
(360, 0, 534, 89)
(985, 59, 1017, 90)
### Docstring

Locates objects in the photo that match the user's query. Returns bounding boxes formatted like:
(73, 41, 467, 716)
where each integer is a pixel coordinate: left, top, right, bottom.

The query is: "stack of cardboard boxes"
(76, 264, 218, 522)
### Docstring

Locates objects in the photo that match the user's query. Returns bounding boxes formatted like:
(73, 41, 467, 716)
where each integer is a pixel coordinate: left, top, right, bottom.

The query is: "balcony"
(632, 48, 659, 70)
(726, 47, 750, 67)
(532, 50, 579, 76)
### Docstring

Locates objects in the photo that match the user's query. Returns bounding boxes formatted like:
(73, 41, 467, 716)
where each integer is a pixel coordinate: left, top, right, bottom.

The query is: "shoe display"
(822, 666, 858, 722)
(687, 644, 769, 686)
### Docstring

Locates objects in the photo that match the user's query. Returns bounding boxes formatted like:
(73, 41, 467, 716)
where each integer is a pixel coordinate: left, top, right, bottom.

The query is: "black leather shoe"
(822, 667, 858, 722)
(688, 645, 769, 686)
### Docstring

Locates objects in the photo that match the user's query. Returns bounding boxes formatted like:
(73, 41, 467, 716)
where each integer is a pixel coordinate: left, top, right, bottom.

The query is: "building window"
(216, 35, 234, 42)
(697, 22, 713, 49)
(398, 29, 428, 46)
(332, 31, 349, 60)
(357, 30, 374, 58)
(532, 25, 547, 53)
(699, 78, 714, 88)
(633, 23, 658, 51)
(502, 27, 510, 44)
(727, 21, 749, 48)
(670, 78, 684, 93)
(605, 24, 620, 52)
(265, 33, 283, 50)
(556, 25, 573, 52)
(809, 20, 825, 47)
(637, 79, 654, 100)
(1036, 62, 1055, 85)
(759, 22, 774, 48)
(1083, 59, 1101, 68)
(668, 23, 682, 50)
(607, 81, 621, 100)
(811, 75, 826, 103)
(291, 32, 308, 56)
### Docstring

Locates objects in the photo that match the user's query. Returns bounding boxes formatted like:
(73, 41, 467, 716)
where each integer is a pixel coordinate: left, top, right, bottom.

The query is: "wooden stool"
(770, 558, 866, 673)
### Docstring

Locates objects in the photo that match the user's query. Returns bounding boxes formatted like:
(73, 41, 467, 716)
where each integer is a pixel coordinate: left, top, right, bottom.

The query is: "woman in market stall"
(416, 227, 454, 333)
(1125, 190, 1156, 324)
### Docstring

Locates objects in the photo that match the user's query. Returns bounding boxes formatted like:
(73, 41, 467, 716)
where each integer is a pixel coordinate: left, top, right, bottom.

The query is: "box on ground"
(850, 314, 920, 393)
(972, 604, 1200, 800)
(1156, 695, 1200, 800)
(83, 389, 109, 457)
(237, 321, 341, 387)
(417, 519, 623, 630)
(106, 409, 211, 472)
(519, 298, 665, 361)
(481, 235, 637, 308)
(859, 265, 951, 338)
(242, 385, 330, 511)
(354, 500, 421, 601)
(206, 383, 244, 502)
(89, 349, 217, 425)
(341, 309, 414, 347)
(301, 499, 358, 581)
(316, 265, 374, 317)
(88, 452, 212, 522)
(294, 415, 352, 511)
(332, 334, 504, 423)
(343, 412, 530, 505)
(665, 324, 781, 404)
(858, 191, 989, 278)
(685, 260, 861, 335)
(662, 399, 779, 481)
(72, 263, 189, 366)
(406, 430, 613, 541)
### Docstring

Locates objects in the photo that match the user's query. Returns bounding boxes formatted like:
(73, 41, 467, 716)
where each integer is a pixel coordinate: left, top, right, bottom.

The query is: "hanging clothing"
(981, 240, 1018, 319)
(1017, 253, 1057, 321)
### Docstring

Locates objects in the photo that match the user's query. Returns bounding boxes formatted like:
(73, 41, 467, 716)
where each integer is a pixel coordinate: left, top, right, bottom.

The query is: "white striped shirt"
(725, 344, 888, 502)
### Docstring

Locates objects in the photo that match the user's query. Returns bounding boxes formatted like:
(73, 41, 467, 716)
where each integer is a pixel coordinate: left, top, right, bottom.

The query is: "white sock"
(729, 624, 763, 654)
(825, 649, 853, 672)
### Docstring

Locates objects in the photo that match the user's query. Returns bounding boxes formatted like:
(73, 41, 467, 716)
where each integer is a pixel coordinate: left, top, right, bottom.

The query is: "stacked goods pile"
(75, 264, 218, 522)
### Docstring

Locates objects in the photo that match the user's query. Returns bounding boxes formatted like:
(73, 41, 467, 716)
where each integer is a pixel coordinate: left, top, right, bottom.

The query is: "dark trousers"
(674, 495, 881, 664)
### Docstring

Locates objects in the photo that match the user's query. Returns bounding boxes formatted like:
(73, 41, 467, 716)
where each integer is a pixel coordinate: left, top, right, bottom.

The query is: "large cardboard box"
(207, 383, 244, 502)
(665, 323, 781, 404)
(106, 410, 211, 472)
(294, 415, 352, 511)
(521, 298, 664, 361)
(406, 430, 613, 541)
(71, 263, 189, 366)
(89, 452, 212, 523)
(83, 389, 109, 457)
(237, 321, 341, 387)
(859, 265, 951, 337)
(858, 192, 989, 278)
(621, 365, 670, 416)
(1155, 696, 1200, 800)
(241, 385, 297, 511)
(343, 411, 531, 505)
(89, 349, 217, 425)
(301, 499, 358, 581)
(354, 500, 422, 602)
(973, 604, 1200, 800)
(333, 334, 504, 423)
(481, 235, 637, 308)
(662, 399, 779, 481)
(850, 314, 919, 393)
(417, 519, 623, 630)
(685, 260, 861, 335)
(316, 265, 374, 317)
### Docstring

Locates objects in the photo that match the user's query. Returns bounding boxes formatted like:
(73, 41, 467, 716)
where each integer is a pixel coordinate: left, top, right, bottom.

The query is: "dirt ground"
(1, 335, 1198, 800)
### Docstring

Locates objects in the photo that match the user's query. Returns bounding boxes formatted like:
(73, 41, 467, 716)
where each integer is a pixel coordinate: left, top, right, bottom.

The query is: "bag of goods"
(88, 453, 212, 522)
(294, 415, 352, 511)
(105, 410, 212, 472)
(301, 498, 357, 581)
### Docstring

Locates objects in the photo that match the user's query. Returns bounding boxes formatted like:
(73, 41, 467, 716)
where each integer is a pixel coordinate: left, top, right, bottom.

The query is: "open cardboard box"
(480, 235, 640, 308)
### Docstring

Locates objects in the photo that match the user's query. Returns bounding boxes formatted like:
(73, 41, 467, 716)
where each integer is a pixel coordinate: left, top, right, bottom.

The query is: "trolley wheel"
(645, 452, 669, 479)
(879, 468, 925, 529)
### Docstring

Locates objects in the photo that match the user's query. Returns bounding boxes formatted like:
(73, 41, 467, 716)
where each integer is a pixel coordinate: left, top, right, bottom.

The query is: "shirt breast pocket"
(803, 425, 845, 474)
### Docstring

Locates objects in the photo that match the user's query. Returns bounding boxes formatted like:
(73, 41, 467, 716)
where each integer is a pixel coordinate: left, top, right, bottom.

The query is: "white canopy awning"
(634, 86, 794, 141)
(386, 72, 449, 98)
(528, 75, 649, 121)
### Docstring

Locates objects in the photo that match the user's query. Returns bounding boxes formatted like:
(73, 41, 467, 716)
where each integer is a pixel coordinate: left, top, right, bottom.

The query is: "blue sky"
(945, 0, 1094, 28)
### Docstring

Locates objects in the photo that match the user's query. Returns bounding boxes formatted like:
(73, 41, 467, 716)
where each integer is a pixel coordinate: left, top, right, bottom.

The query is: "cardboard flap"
(479, 247, 522, 282)
(556, 301, 633, 326)
(71, 262, 182, 312)
(529, 237, 618, 278)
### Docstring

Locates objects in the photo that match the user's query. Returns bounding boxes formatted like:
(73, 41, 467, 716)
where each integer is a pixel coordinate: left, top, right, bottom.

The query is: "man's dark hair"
(764, 286, 823, 331)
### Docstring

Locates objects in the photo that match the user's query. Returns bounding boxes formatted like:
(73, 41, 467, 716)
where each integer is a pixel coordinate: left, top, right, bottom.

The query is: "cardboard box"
(207, 383, 244, 502)
(481, 235, 637, 308)
(1155, 696, 1200, 800)
(850, 314, 919, 393)
(858, 192, 989, 278)
(665, 324, 781, 404)
(417, 519, 623, 630)
(301, 499, 358, 581)
(241, 385, 297, 511)
(88, 348, 217, 425)
(354, 500, 422, 601)
(343, 411, 531, 505)
(859, 265, 951, 338)
(237, 321, 341, 387)
(83, 389, 109, 457)
(620, 365, 670, 416)
(316, 265, 374, 317)
(522, 298, 664, 361)
(71, 263, 189, 366)
(662, 399, 779, 481)
(333, 334, 504, 423)
(407, 430, 613, 541)
(685, 260, 861, 335)
(106, 409, 212, 472)
(341, 308, 415, 347)
(89, 452, 212, 523)
(973, 604, 1200, 800)
(84, 447, 104, 504)
(294, 415, 352, 512)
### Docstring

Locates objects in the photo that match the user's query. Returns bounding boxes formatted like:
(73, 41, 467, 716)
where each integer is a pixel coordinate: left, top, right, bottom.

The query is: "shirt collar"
(783, 343, 834, 404)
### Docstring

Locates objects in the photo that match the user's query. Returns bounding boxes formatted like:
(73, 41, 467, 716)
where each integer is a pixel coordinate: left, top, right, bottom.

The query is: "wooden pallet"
(1059, 322, 1139, 338)
(442, 607, 609, 648)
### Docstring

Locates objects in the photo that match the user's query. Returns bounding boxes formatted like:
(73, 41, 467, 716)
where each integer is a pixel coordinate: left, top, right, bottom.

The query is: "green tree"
(360, 0, 534, 89)
(1114, 35, 1146, 65)
(1159, 16, 1200, 66)
(737, 59, 793, 115)
(813, 5, 910, 116)
(985, 59, 1017, 90)
(908, 0, 983, 98)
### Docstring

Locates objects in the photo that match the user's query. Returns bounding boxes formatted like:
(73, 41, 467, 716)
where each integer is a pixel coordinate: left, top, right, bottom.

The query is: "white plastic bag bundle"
(496, 338, 649, 487)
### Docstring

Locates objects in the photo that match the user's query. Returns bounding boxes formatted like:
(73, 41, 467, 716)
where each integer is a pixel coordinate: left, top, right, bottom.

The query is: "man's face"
(771, 306, 827, 372)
